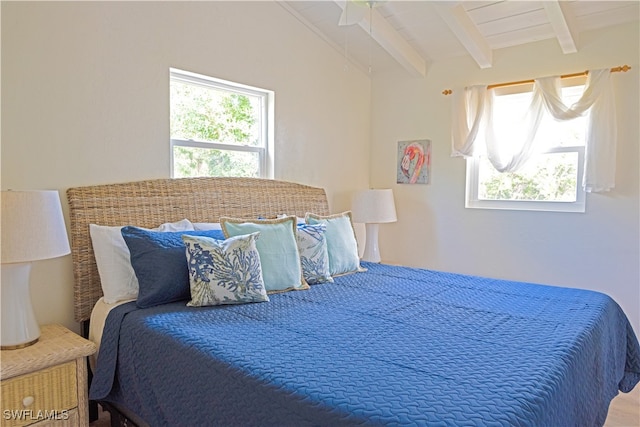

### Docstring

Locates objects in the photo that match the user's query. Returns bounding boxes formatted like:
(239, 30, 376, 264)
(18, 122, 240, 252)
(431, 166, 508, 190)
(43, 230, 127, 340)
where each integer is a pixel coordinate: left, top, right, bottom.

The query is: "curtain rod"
(441, 65, 631, 95)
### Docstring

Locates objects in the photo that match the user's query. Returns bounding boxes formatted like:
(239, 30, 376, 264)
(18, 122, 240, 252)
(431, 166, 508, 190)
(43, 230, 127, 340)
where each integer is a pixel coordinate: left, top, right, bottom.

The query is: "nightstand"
(1, 324, 97, 427)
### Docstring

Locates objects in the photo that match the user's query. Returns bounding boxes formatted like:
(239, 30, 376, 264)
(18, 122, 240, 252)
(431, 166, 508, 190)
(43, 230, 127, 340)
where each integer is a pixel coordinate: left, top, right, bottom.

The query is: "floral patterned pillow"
(306, 211, 365, 276)
(296, 223, 333, 285)
(182, 233, 269, 307)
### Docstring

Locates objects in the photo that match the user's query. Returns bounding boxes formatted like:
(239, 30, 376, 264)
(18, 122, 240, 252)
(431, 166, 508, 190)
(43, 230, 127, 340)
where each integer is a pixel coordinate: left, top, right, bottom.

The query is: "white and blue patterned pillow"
(306, 211, 365, 276)
(296, 223, 333, 285)
(182, 233, 269, 307)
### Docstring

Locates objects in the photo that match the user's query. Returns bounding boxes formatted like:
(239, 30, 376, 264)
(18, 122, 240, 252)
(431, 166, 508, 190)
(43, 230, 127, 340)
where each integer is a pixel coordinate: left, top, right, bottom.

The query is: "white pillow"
(192, 222, 222, 231)
(89, 219, 194, 303)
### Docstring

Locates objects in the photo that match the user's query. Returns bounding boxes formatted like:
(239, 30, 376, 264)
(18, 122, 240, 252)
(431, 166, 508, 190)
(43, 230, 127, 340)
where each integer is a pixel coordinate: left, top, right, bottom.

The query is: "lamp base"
(1, 263, 41, 350)
(361, 223, 381, 263)
(1, 337, 39, 350)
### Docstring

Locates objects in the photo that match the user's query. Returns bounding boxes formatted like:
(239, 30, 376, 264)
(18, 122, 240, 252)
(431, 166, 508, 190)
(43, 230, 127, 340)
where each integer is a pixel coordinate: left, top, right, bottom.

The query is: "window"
(170, 68, 274, 178)
(466, 80, 586, 212)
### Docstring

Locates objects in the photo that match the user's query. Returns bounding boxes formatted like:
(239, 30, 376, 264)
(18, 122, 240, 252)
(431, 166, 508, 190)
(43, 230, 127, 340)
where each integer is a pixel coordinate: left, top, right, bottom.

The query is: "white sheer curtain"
(450, 85, 487, 158)
(451, 69, 616, 192)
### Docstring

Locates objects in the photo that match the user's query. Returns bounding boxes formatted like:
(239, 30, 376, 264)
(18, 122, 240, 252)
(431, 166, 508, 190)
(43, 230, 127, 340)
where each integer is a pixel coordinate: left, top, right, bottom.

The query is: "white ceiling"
(279, 1, 639, 77)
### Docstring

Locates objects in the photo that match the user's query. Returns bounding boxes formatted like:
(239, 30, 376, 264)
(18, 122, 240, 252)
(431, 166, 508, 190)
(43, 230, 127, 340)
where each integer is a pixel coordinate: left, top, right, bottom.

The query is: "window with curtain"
(467, 81, 586, 212)
(452, 68, 616, 213)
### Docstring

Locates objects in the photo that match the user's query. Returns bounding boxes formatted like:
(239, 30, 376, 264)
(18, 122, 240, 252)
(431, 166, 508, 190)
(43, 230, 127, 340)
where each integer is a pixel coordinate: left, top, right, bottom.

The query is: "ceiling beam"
(433, 2, 492, 69)
(334, 1, 427, 78)
(277, 1, 369, 75)
(543, 0, 578, 54)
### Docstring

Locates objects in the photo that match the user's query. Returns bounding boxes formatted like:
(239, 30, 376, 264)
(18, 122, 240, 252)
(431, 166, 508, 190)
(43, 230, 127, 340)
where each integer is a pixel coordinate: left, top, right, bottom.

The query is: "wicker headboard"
(67, 177, 330, 322)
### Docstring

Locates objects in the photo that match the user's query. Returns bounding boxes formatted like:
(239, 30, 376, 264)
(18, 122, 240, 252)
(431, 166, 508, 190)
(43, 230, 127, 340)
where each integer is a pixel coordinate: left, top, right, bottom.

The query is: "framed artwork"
(397, 139, 431, 184)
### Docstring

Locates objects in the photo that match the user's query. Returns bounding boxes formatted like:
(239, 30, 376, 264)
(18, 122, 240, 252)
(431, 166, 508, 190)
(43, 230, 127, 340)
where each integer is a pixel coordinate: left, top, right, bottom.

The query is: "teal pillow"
(221, 216, 309, 293)
(182, 233, 269, 306)
(306, 211, 363, 276)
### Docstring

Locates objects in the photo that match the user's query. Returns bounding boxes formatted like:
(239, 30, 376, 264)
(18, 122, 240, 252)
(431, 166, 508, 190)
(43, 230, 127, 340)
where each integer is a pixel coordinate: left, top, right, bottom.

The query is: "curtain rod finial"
(442, 89, 452, 95)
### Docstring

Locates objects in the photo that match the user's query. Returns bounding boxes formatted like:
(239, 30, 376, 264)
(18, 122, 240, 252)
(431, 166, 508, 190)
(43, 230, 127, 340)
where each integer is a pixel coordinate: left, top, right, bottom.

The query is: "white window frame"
(466, 146, 585, 213)
(169, 68, 274, 179)
(465, 79, 587, 213)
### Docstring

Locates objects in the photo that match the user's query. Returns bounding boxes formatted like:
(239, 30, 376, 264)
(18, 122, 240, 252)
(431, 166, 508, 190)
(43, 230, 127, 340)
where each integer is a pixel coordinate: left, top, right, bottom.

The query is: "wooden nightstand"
(1, 324, 97, 427)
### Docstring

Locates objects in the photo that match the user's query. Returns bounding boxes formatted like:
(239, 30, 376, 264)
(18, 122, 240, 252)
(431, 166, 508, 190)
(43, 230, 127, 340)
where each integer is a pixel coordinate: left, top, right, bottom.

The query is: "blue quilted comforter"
(91, 263, 640, 426)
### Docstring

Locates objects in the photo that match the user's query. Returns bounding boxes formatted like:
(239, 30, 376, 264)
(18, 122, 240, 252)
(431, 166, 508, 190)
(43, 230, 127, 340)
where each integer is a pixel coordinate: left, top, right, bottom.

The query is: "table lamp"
(351, 189, 397, 263)
(1, 190, 71, 349)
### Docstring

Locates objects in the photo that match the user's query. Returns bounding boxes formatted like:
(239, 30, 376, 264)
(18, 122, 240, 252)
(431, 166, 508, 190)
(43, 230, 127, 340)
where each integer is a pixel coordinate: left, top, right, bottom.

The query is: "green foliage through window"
(169, 69, 268, 178)
(173, 147, 259, 178)
(478, 152, 578, 202)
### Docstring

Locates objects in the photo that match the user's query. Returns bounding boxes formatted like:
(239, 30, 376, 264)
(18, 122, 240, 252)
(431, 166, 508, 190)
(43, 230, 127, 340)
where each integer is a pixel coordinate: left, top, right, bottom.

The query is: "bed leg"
(82, 320, 99, 422)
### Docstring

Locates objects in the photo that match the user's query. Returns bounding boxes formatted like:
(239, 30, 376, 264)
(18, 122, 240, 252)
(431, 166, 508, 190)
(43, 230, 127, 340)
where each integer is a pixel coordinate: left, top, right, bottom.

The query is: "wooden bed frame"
(66, 177, 330, 425)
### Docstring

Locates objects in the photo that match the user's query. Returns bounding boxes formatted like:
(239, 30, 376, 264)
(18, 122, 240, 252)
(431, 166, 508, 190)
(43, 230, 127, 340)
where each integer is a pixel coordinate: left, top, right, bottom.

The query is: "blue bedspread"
(91, 263, 640, 426)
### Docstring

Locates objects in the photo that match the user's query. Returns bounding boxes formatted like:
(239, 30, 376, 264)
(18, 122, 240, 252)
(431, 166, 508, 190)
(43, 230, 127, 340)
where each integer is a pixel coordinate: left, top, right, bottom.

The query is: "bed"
(67, 177, 640, 426)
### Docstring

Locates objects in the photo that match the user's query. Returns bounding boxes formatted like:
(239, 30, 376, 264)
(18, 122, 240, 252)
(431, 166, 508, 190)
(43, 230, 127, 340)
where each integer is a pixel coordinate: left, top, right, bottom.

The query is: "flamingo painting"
(397, 140, 431, 184)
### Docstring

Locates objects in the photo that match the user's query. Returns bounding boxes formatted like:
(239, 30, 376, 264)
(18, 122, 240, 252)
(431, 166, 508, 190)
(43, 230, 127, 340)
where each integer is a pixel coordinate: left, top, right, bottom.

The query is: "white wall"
(1, 1, 371, 332)
(370, 22, 640, 332)
(3, 2, 638, 336)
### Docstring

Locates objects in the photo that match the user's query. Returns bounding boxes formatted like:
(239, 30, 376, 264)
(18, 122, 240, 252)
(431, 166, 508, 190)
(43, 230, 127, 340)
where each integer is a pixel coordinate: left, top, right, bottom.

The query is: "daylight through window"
(170, 69, 274, 179)
(466, 80, 587, 212)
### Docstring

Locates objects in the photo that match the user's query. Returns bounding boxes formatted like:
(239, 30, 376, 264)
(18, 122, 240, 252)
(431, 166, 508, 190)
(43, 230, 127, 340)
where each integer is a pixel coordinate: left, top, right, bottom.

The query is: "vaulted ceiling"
(279, 1, 639, 77)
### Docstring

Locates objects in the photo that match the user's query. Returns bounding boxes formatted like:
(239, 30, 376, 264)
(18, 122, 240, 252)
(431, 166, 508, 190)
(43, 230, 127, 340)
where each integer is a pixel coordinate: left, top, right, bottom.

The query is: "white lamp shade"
(1, 190, 71, 263)
(1, 190, 70, 349)
(351, 189, 397, 224)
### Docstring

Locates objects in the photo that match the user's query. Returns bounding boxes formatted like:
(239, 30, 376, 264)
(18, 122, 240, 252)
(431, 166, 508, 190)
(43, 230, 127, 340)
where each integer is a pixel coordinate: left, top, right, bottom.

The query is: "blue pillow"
(121, 226, 226, 308)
